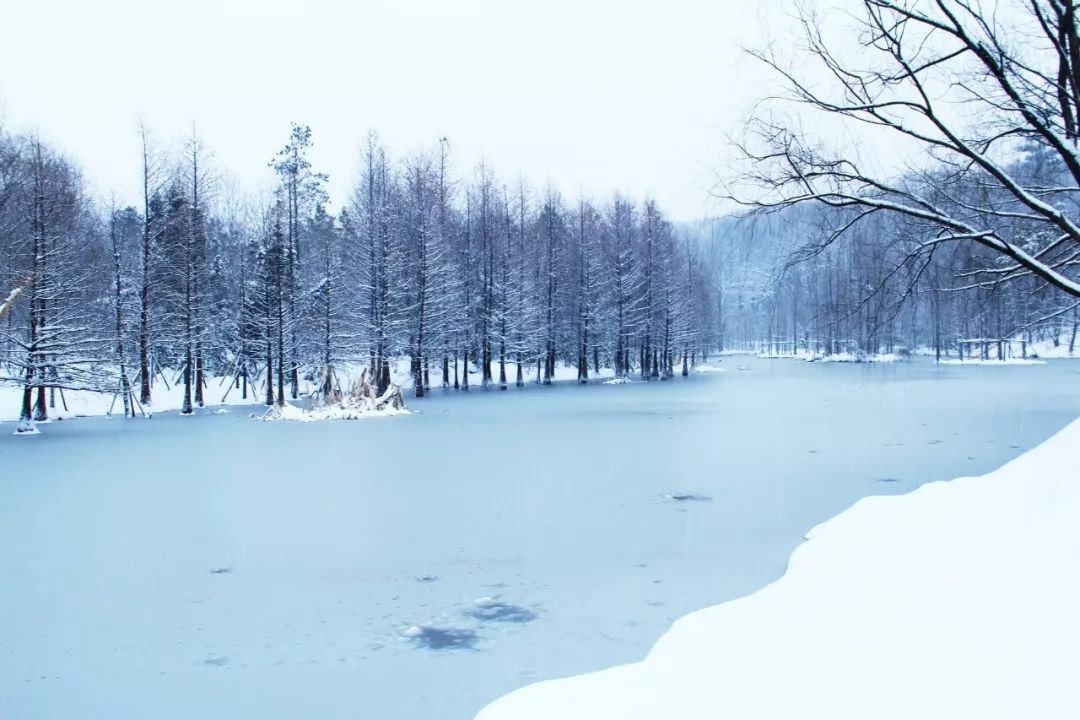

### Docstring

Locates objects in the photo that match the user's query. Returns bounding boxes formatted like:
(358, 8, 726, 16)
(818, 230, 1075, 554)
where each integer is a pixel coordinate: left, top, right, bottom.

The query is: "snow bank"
(0, 359, 623, 424)
(257, 401, 409, 422)
(1027, 339, 1077, 359)
(477, 419, 1080, 720)
(0, 376, 257, 424)
(0, 361, 417, 425)
(257, 375, 408, 422)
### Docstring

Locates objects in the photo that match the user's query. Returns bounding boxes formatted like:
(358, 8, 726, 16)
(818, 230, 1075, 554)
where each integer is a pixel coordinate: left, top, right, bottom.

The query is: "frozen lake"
(2, 357, 1079, 720)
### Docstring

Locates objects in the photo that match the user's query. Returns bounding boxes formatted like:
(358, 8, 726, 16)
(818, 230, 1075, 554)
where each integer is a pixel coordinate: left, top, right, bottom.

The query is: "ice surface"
(661, 493, 713, 502)
(478, 414, 1080, 720)
(466, 597, 538, 624)
(1, 357, 1078, 720)
(938, 358, 1046, 365)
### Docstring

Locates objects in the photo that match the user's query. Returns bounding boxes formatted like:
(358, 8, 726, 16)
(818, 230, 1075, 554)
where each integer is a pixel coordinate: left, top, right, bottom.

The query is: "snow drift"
(258, 369, 408, 422)
(477, 418, 1080, 720)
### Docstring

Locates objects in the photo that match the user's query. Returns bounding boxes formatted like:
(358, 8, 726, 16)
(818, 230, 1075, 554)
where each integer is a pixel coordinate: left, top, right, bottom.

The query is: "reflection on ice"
(404, 625, 479, 651)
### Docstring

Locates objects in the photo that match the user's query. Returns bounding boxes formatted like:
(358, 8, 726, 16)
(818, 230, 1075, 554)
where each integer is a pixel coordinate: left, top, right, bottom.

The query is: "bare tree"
(108, 201, 135, 417)
(735, 0, 1080, 302)
(136, 120, 159, 406)
(271, 123, 327, 398)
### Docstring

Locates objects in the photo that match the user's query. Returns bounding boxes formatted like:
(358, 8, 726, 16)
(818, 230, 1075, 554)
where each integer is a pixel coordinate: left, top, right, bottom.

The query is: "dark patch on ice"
(877, 477, 901, 483)
(663, 492, 713, 502)
(467, 598, 538, 624)
(807, 449, 820, 454)
(405, 626, 478, 651)
(928, 439, 942, 445)
(203, 655, 229, 667)
(415, 575, 439, 583)
(209, 567, 233, 575)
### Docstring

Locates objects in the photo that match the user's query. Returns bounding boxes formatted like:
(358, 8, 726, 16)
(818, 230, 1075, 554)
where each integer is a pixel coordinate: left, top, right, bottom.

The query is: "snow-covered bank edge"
(477, 420, 1080, 720)
(0, 361, 622, 425)
(257, 402, 410, 422)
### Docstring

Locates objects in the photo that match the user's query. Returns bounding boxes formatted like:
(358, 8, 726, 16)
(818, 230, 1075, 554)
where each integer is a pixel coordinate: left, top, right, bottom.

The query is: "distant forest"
(719, 0, 1080, 361)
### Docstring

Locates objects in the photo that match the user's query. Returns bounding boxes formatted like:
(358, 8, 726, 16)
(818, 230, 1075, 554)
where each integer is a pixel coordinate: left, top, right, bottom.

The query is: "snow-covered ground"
(0, 367, 357, 423)
(0, 360, 618, 426)
(258, 398, 410, 422)
(1030, 338, 1078, 358)
(3, 358, 1079, 720)
(913, 338, 1075, 361)
(478, 416, 1080, 720)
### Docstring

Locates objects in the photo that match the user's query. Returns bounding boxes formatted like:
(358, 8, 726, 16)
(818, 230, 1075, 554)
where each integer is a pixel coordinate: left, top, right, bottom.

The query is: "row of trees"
(10, 0, 1077, 435)
(705, 0, 1080, 359)
(0, 122, 721, 432)
(694, 180, 1080, 360)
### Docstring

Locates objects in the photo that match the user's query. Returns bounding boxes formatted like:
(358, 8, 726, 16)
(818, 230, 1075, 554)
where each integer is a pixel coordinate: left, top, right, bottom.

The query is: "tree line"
(0, 122, 720, 432)
(693, 171, 1080, 360)
(706, 0, 1080, 360)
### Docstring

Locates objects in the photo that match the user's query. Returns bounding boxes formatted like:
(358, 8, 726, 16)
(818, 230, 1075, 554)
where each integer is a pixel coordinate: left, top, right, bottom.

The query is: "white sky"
(0, 0, 798, 220)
